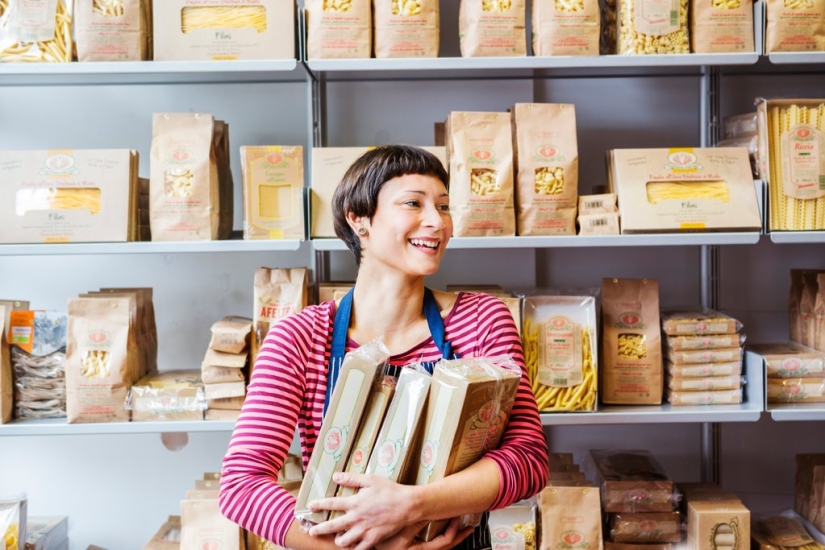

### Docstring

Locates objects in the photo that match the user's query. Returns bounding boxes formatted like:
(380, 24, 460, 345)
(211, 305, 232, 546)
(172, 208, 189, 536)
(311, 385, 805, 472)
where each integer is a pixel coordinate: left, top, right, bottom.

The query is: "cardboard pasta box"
(586, 450, 676, 513)
(241, 146, 305, 240)
(748, 342, 825, 379)
(153, 0, 295, 61)
(0, 149, 138, 244)
(687, 499, 750, 550)
(609, 147, 761, 233)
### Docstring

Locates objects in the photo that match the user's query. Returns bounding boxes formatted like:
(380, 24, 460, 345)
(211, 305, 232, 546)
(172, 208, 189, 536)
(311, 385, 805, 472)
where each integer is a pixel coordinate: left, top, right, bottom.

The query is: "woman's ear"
(346, 211, 369, 235)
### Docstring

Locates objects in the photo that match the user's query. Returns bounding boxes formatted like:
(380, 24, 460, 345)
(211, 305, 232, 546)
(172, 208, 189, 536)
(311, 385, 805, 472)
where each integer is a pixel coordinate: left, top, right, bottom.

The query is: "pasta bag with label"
(532, 0, 601, 56)
(76, 0, 151, 61)
(0, 494, 26, 550)
(306, 0, 372, 59)
(616, 0, 689, 54)
(373, 0, 439, 58)
(766, 0, 825, 53)
(0, 0, 73, 62)
(252, 267, 309, 361)
(459, 0, 527, 57)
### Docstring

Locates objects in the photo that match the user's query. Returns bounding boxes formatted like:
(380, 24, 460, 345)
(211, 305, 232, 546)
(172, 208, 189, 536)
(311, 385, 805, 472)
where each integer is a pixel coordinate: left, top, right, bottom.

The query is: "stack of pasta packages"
(202, 316, 252, 421)
(793, 454, 825, 545)
(577, 193, 620, 236)
(522, 292, 599, 412)
(583, 450, 683, 550)
(661, 310, 746, 406)
(753, 515, 825, 550)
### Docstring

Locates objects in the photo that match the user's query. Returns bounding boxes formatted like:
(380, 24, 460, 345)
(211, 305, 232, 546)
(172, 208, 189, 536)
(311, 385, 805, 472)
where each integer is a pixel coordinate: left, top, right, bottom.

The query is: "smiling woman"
(218, 145, 549, 550)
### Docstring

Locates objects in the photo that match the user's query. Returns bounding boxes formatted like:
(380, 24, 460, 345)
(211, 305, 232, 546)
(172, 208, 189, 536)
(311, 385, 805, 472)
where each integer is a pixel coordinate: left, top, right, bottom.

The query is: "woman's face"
(358, 173, 452, 277)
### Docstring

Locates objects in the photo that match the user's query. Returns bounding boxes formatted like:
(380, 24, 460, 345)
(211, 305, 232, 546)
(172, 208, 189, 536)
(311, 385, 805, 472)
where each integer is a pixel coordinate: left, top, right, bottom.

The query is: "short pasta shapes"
(535, 167, 565, 195)
(4, 523, 18, 550)
(323, 0, 352, 11)
(784, 0, 814, 8)
(712, 0, 741, 7)
(471, 168, 500, 195)
(482, 0, 512, 11)
(81, 349, 111, 378)
(93, 0, 124, 16)
(513, 522, 536, 550)
(165, 169, 195, 198)
(392, 0, 422, 15)
(618, 333, 647, 359)
(618, 0, 689, 54)
(556, 0, 584, 11)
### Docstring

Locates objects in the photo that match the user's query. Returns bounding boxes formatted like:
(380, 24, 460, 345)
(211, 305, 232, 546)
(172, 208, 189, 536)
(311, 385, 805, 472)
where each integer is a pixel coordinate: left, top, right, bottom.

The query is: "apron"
(324, 287, 491, 550)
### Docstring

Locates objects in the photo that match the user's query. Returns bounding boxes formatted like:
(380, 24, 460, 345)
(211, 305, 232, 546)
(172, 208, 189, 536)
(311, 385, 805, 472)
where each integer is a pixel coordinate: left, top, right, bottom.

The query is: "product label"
(635, 0, 679, 36)
(782, 124, 825, 199)
(538, 316, 582, 387)
(8, 0, 59, 42)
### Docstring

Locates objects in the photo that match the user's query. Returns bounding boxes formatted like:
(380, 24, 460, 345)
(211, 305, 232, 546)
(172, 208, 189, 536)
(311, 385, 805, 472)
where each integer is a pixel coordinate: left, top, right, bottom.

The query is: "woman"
(219, 145, 548, 550)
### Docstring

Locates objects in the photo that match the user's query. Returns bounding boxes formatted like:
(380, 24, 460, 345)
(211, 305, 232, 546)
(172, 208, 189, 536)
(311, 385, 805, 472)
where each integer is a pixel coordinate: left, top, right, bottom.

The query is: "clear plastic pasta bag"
(0, 0, 73, 62)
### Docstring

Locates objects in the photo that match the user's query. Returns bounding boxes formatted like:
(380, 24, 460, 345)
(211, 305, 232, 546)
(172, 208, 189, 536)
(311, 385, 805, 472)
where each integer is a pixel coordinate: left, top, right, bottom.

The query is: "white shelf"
(0, 239, 305, 256)
(311, 233, 761, 251)
(0, 60, 304, 85)
(770, 232, 825, 244)
(0, 417, 235, 436)
(768, 52, 825, 65)
(541, 402, 762, 425)
(769, 403, 825, 422)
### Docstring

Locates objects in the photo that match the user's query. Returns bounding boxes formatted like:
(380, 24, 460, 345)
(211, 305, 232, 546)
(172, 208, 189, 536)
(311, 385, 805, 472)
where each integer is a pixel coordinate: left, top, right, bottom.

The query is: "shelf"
(0, 238, 305, 256)
(0, 60, 305, 86)
(0, 417, 235, 436)
(541, 402, 763, 426)
(768, 52, 825, 65)
(311, 233, 761, 251)
(770, 232, 825, 244)
(769, 403, 825, 422)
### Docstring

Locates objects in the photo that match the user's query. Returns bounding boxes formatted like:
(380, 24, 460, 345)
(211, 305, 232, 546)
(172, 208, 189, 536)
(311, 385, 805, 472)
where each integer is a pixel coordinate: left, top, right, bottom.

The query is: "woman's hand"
(375, 518, 474, 550)
(307, 472, 422, 550)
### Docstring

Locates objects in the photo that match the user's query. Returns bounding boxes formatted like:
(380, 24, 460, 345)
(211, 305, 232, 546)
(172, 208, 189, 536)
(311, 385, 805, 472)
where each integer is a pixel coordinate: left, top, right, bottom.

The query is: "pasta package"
(756, 99, 825, 231)
(252, 267, 308, 360)
(373, 0, 439, 58)
(523, 295, 598, 412)
(153, 0, 294, 60)
(666, 347, 743, 365)
(792, 269, 806, 343)
(150, 113, 219, 241)
(0, 306, 10, 424)
(616, 0, 689, 54)
(532, 0, 600, 56)
(667, 375, 744, 391)
(125, 370, 207, 421)
(579, 194, 618, 215)
(0, 495, 26, 550)
(609, 148, 761, 233)
(584, 450, 675, 513)
(0, 0, 73, 62)
(748, 342, 825, 378)
(241, 146, 305, 240)
(512, 104, 578, 236)
(765, 0, 825, 53)
(181, 499, 243, 550)
(609, 512, 682, 543)
(0, 149, 138, 244)
(686, 499, 750, 550)
(88, 290, 147, 381)
(661, 309, 742, 336)
(578, 212, 620, 235)
(143, 515, 181, 550)
(66, 297, 135, 423)
(214, 120, 234, 240)
(768, 378, 825, 403)
(601, 278, 663, 405)
(816, 274, 825, 352)
(753, 516, 823, 550)
(668, 388, 743, 406)
(75, 0, 151, 61)
(209, 316, 252, 354)
(538, 486, 602, 550)
(667, 360, 742, 378)
(459, 0, 526, 57)
(488, 499, 537, 550)
(667, 333, 745, 351)
(800, 271, 820, 348)
(447, 112, 516, 237)
(689, 0, 754, 53)
(306, 0, 371, 59)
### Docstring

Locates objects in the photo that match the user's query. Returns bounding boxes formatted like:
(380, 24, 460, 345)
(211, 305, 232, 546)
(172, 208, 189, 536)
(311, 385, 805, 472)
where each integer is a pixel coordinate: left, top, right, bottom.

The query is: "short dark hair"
(332, 145, 449, 265)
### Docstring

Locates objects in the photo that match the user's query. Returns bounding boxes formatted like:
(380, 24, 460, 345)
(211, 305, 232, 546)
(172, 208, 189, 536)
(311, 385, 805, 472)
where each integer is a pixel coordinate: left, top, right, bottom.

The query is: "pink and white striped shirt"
(219, 292, 549, 546)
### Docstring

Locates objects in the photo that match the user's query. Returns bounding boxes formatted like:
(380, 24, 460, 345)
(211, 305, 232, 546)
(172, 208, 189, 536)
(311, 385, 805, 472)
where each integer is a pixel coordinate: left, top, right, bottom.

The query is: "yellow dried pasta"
(4, 523, 18, 550)
(482, 0, 512, 11)
(81, 349, 111, 378)
(15, 188, 102, 216)
(513, 522, 537, 550)
(712, 0, 741, 7)
(471, 168, 500, 196)
(165, 169, 194, 198)
(645, 181, 730, 204)
(181, 6, 267, 33)
(392, 0, 422, 15)
(556, 0, 585, 11)
(618, 333, 646, 359)
(0, 0, 73, 62)
(93, 0, 124, 16)
(323, 0, 352, 12)
(535, 167, 565, 195)
(618, 0, 689, 54)
(784, 0, 814, 8)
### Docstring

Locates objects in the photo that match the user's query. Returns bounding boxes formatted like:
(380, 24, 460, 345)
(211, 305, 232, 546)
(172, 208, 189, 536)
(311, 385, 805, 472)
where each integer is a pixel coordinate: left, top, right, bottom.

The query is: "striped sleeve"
(474, 295, 549, 509)
(218, 308, 325, 546)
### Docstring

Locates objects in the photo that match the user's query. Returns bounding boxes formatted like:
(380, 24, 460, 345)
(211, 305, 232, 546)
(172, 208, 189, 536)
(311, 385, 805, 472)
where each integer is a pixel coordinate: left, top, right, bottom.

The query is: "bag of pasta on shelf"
(150, 112, 220, 241)
(0, 306, 11, 424)
(459, 0, 526, 57)
(306, 0, 371, 59)
(689, 0, 754, 53)
(75, 0, 151, 61)
(0, 0, 73, 62)
(765, 0, 825, 53)
(447, 111, 516, 237)
(538, 485, 602, 550)
(601, 278, 662, 405)
(522, 293, 598, 412)
(616, 0, 689, 54)
(241, 145, 305, 240)
(0, 494, 26, 550)
(488, 498, 537, 550)
(373, 0, 439, 58)
(181, 497, 243, 550)
(252, 267, 308, 361)
(532, 0, 600, 56)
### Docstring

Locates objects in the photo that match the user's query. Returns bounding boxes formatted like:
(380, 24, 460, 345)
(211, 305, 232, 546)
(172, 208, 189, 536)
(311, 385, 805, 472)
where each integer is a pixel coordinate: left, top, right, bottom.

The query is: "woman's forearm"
(284, 518, 343, 550)
(411, 458, 500, 523)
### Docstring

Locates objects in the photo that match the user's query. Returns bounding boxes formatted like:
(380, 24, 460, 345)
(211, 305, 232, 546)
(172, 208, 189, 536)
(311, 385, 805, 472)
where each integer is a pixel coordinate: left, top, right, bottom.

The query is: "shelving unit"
(0, 418, 235, 437)
(770, 232, 825, 244)
(768, 52, 825, 65)
(746, 352, 825, 422)
(0, 239, 305, 257)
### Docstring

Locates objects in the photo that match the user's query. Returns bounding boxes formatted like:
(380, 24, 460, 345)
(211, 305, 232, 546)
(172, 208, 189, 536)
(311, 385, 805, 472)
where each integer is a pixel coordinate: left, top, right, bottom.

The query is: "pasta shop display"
(153, 0, 294, 60)
(373, 0, 439, 58)
(75, 0, 151, 61)
(522, 294, 598, 412)
(689, 0, 754, 53)
(609, 147, 761, 234)
(305, 0, 371, 58)
(512, 103, 578, 236)
(241, 146, 305, 240)
(765, 0, 825, 52)
(458, 0, 526, 57)
(532, 0, 600, 56)
(751, 342, 825, 407)
(616, 0, 689, 54)
(447, 111, 516, 237)
(757, 99, 825, 231)
(0, 149, 138, 244)
(0, 0, 72, 62)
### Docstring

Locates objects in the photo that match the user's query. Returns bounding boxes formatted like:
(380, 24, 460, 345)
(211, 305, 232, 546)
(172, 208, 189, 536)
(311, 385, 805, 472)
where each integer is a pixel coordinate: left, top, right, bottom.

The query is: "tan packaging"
(767, 378, 825, 403)
(206, 408, 242, 420)
(610, 148, 761, 233)
(601, 278, 663, 405)
(203, 348, 248, 370)
(549, 452, 574, 466)
(816, 274, 825, 352)
(668, 361, 742, 378)
(667, 334, 744, 351)
(447, 112, 516, 237)
(0, 0, 74, 62)
(150, 113, 219, 241)
(252, 267, 308, 360)
(0, 307, 10, 424)
(373, 0, 439, 58)
(127, 370, 206, 422)
(194, 479, 220, 491)
(153, 0, 294, 60)
(749, 342, 825, 378)
(579, 194, 618, 215)
(606, 545, 670, 550)
(609, 512, 681, 543)
(538, 486, 603, 550)
(205, 382, 246, 400)
(295, 340, 389, 524)
(687, 499, 750, 550)
(204, 471, 222, 481)
(209, 316, 252, 354)
(78, 292, 141, 383)
(75, 0, 151, 61)
(512, 104, 578, 236)
(579, 213, 620, 235)
(666, 348, 743, 365)
(186, 490, 219, 500)
(310, 147, 446, 238)
(100, 287, 157, 375)
(143, 515, 181, 550)
(661, 310, 742, 336)
(459, 0, 526, 57)
(616, 0, 689, 54)
(415, 357, 521, 540)
(690, 0, 754, 53)
(532, 0, 600, 56)
(801, 271, 820, 348)
(549, 471, 587, 483)
(668, 388, 743, 406)
(752, 516, 817, 550)
(795, 454, 825, 521)
(318, 282, 354, 304)
(66, 297, 135, 423)
(180, 499, 243, 550)
(766, 0, 825, 52)
(208, 395, 246, 410)
(587, 450, 675, 513)
(0, 149, 137, 244)
(667, 375, 742, 392)
(306, 0, 371, 59)
(214, 120, 234, 241)
(202, 365, 246, 385)
(241, 146, 304, 240)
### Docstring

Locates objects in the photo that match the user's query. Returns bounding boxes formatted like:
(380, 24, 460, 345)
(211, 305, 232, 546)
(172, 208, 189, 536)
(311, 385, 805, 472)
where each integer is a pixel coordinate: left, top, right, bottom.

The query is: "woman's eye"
(438, 204, 450, 212)
(404, 200, 420, 207)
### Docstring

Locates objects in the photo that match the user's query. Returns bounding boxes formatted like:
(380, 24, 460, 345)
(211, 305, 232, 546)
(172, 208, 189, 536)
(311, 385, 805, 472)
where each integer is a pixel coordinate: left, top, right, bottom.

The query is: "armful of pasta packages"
(608, 148, 761, 233)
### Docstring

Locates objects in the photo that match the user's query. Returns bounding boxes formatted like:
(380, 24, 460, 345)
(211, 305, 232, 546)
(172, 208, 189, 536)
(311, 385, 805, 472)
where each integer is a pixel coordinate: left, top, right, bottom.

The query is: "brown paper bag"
(601, 278, 663, 405)
(75, 0, 150, 61)
(252, 268, 308, 360)
(790, 269, 805, 344)
(66, 297, 135, 423)
(180, 499, 243, 550)
(150, 112, 219, 241)
(373, 0, 439, 57)
(459, 0, 527, 57)
(210, 316, 253, 354)
(816, 274, 825, 352)
(81, 291, 143, 384)
(447, 111, 516, 237)
(100, 287, 157, 375)
(214, 120, 234, 240)
(539, 486, 603, 550)
(689, 0, 754, 53)
(766, 0, 825, 53)
(96, 289, 150, 380)
(532, 0, 600, 56)
(306, 0, 372, 59)
(512, 103, 578, 236)
(0, 306, 11, 424)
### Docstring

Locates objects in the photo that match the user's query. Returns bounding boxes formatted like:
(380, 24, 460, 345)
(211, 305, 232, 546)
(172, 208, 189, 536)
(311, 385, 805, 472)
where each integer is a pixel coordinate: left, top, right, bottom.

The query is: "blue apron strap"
(325, 288, 354, 416)
(423, 287, 459, 361)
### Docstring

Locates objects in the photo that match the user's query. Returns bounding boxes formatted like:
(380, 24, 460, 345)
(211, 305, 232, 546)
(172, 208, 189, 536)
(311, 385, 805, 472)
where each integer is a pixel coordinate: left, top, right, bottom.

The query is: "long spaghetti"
(181, 6, 267, 34)
(16, 188, 102, 216)
(645, 181, 731, 204)
(0, 0, 73, 62)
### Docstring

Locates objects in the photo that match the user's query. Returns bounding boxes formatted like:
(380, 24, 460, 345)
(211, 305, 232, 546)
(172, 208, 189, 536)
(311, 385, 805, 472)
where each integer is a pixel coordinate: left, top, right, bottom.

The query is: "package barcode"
(590, 218, 608, 227)
(553, 378, 567, 386)
(670, 10, 678, 26)
(585, 201, 602, 209)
